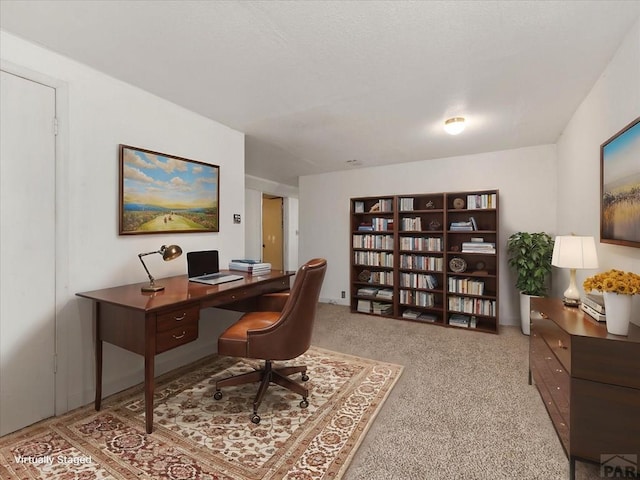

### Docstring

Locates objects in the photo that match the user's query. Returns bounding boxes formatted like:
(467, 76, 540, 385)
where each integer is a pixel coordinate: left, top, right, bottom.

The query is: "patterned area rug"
(0, 347, 402, 480)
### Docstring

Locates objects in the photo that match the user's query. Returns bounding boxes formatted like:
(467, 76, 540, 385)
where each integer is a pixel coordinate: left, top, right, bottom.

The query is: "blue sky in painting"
(603, 121, 639, 187)
(122, 148, 218, 209)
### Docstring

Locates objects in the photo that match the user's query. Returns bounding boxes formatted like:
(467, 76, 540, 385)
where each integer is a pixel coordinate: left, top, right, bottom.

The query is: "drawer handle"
(174, 313, 187, 321)
(172, 331, 186, 339)
(557, 340, 567, 349)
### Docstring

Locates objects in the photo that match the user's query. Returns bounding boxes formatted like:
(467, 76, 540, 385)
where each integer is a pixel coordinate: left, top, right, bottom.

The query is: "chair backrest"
(247, 258, 327, 360)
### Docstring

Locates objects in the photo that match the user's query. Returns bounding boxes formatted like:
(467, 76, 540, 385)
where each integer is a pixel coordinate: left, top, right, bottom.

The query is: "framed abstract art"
(600, 117, 640, 248)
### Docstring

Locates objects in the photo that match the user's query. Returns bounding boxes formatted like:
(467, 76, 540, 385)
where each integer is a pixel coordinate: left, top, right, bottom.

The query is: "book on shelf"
(376, 288, 394, 299)
(399, 197, 414, 211)
(580, 302, 606, 322)
(581, 293, 605, 314)
(449, 314, 470, 327)
(354, 201, 365, 213)
(402, 309, 437, 322)
(467, 193, 497, 209)
(357, 286, 379, 297)
(372, 301, 393, 315)
(461, 242, 496, 254)
(449, 220, 474, 231)
(358, 222, 374, 231)
(357, 299, 371, 313)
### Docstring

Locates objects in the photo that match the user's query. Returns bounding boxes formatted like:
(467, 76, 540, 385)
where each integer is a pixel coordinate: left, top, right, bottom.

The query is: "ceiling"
(2, 1, 639, 186)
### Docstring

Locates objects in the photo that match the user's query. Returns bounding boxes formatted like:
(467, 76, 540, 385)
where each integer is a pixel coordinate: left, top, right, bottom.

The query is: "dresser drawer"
(156, 323, 198, 353)
(573, 336, 640, 389)
(532, 316, 571, 373)
(533, 370, 570, 453)
(531, 332, 570, 421)
(156, 304, 200, 332)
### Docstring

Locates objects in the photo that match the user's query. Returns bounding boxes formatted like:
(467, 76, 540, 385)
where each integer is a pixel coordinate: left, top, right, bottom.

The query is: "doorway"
(262, 195, 284, 271)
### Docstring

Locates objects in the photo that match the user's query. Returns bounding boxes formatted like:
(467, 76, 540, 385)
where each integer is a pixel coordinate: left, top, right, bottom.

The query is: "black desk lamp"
(138, 244, 182, 292)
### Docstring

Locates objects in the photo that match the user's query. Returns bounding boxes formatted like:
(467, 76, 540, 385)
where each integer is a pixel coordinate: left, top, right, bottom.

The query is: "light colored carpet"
(0, 346, 402, 479)
(311, 303, 603, 480)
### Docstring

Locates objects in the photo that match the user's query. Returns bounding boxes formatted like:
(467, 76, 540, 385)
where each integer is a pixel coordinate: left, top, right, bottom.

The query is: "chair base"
(214, 360, 309, 423)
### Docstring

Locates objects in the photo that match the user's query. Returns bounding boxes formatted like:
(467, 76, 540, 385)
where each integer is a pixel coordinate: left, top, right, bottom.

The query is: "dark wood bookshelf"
(350, 190, 499, 333)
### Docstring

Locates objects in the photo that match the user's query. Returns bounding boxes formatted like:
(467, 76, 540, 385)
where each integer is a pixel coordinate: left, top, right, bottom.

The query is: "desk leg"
(145, 315, 156, 434)
(95, 302, 103, 411)
(144, 355, 154, 433)
(569, 456, 576, 480)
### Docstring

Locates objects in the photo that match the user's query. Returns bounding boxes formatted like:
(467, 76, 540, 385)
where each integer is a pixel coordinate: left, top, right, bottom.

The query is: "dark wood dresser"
(529, 297, 640, 479)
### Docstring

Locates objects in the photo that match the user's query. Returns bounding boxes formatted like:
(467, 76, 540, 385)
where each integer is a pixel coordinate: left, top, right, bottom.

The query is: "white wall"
(555, 18, 640, 324)
(299, 145, 557, 326)
(245, 188, 264, 261)
(1, 31, 246, 413)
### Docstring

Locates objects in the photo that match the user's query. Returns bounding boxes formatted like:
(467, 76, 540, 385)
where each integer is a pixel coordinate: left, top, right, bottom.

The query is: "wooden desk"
(77, 271, 292, 433)
(529, 297, 640, 480)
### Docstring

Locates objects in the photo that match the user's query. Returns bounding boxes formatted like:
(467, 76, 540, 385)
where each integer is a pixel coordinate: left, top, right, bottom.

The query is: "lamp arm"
(138, 252, 157, 285)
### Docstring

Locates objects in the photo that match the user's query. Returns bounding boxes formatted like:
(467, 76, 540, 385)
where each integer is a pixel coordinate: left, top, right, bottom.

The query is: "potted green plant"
(506, 232, 554, 335)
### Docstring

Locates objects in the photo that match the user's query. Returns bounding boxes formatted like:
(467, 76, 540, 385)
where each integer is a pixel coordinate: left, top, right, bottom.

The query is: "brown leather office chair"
(213, 258, 327, 423)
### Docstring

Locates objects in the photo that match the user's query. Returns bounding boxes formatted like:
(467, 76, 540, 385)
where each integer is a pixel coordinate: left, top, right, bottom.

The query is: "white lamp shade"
(444, 117, 465, 135)
(551, 236, 598, 269)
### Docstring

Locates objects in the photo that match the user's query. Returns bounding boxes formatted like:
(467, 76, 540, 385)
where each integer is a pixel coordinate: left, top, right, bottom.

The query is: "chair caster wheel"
(301, 373, 309, 382)
(251, 414, 261, 424)
(214, 390, 222, 400)
(300, 398, 309, 409)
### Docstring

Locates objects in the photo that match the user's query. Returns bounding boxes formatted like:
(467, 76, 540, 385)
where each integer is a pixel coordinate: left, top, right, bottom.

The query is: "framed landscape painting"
(119, 145, 220, 235)
(600, 117, 640, 248)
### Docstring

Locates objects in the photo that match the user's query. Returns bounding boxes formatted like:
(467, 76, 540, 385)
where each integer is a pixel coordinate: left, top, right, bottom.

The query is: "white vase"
(603, 292, 632, 336)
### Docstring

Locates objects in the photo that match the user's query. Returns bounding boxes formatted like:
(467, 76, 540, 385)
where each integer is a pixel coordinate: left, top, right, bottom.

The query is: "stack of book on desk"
(229, 259, 271, 275)
(580, 293, 606, 322)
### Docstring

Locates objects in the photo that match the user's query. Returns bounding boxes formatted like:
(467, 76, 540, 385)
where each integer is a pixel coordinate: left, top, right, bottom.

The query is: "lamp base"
(562, 297, 580, 308)
(141, 284, 165, 292)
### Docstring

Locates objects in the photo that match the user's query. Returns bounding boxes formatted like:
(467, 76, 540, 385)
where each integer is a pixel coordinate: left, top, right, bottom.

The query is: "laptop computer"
(187, 250, 243, 286)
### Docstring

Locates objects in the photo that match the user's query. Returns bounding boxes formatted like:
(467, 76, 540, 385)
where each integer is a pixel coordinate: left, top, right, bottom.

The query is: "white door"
(0, 70, 56, 435)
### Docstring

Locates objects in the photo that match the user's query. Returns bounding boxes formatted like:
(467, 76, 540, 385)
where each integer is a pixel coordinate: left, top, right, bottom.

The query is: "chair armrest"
(258, 292, 290, 312)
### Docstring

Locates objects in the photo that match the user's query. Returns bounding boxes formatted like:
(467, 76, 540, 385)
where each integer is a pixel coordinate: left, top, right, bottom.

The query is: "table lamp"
(138, 244, 182, 292)
(551, 235, 598, 307)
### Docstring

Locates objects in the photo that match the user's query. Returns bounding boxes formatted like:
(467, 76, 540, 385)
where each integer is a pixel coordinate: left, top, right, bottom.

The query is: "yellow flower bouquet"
(583, 269, 640, 295)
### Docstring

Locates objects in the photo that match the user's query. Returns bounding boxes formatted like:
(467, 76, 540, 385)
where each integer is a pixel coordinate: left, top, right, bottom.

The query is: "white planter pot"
(520, 292, 542, 335)
(519, 293, 539, 335)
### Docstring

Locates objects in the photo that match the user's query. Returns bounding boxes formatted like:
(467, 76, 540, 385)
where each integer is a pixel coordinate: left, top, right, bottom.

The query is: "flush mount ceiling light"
(444, 117, 466, 135)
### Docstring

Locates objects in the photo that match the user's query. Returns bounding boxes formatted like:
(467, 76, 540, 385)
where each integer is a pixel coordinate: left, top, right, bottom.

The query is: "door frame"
(1, 60, 70, 416)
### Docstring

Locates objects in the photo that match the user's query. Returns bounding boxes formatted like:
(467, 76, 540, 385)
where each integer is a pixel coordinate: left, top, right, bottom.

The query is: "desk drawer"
(156, 323, 198, 353)
(156, 304, 200, 332)
(213, 288, 252, 306)
(203, 278, 290, 308)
